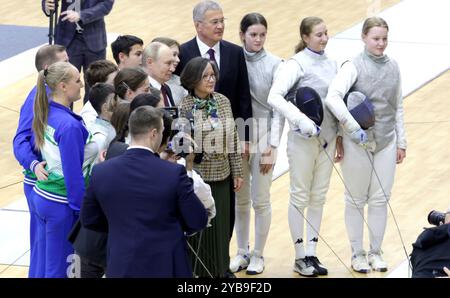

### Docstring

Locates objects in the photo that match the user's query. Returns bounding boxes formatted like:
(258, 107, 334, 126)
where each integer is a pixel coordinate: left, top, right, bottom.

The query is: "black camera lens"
(427, 210, 446, 226)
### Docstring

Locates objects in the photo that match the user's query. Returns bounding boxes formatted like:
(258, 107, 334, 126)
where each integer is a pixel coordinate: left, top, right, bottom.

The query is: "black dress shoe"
(224, 270, 236, 278)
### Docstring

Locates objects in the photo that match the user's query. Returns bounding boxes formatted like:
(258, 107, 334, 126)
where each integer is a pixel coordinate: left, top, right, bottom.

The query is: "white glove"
(349, 128, 368, 148)
(294, 121, 321, 139)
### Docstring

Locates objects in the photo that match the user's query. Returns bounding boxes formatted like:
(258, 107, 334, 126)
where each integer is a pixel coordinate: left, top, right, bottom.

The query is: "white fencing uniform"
(268, 48, 338, 259)
(235, 48, 283, 257)
(325, 49, 407, 255)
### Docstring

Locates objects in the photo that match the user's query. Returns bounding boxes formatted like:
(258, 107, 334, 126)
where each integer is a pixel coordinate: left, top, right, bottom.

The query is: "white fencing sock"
(368, 204, 387, 254)
(288, 203, 305, 259)
(235, 205, 251, 254)
(253, 206, 272, 256)
(306, 206, 323, 256)
(345, 204, 365, 255)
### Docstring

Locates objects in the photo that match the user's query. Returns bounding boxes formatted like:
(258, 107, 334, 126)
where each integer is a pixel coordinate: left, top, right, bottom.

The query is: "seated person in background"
(80, 60, 118, 127)
(81, 106, 208, 277)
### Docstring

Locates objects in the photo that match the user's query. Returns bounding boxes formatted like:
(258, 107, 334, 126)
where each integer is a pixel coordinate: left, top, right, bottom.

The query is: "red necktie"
(161, 85, 169, 107)
(207, 48, 217, 64)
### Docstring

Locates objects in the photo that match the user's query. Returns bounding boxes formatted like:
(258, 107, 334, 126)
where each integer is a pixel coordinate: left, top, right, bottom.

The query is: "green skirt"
(188, 176, 231, 278)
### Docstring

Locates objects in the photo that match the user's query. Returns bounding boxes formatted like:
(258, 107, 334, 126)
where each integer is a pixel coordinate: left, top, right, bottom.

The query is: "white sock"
(368, 204, 387, 254)
(306, 206, 323, 256)
(254, 206, 271, 256)
(235, 206, 250, 255)
(288, 203, 305, 259)
(345, 204, 365, 255)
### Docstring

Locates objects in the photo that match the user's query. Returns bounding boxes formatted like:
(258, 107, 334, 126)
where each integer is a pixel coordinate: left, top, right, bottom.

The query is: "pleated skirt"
(188, 176, 231, 278)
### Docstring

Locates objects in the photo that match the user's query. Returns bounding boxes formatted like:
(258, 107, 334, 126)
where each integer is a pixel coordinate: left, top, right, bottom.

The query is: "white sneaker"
(246, 255, 264, 275)
(229, 254, 250, 273)
(368, 253, 388, 272)
(351, 252, 371, 273)
(293, 258, 318, 277)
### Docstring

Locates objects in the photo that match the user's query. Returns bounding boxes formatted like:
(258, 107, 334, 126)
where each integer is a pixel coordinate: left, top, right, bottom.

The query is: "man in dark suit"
(42, 0, 114, 103)
(142, 42, 176, 107)
(175, 0, 252, 127)
(80, 106, 208, 278)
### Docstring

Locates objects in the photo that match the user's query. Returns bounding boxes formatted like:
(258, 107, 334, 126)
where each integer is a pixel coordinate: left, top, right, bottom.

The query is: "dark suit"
(42, 0, 114, 103)
(81, 148, 207, 278)
(176, 38, 252, 125)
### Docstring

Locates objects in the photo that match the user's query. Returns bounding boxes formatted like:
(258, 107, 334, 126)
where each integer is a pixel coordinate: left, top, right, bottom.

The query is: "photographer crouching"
(410, 207, 450, 278)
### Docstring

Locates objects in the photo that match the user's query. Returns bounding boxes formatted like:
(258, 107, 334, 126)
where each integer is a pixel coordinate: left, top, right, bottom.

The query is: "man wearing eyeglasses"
(175, 0, 252, 278)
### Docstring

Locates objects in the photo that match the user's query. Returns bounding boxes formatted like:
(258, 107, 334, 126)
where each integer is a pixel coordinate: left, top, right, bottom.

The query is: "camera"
(427, 210, 446, 226)
(163, 108, 203, 163)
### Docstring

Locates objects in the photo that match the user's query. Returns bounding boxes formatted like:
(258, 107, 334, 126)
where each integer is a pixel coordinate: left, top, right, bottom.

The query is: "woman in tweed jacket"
(180, 57, 243, 278)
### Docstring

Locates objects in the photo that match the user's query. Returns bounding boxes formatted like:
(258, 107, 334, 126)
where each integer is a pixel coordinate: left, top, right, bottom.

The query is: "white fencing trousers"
(286, 131, 336, 209)
(341, 136, 397, 254)
(235, 146, 273, 255)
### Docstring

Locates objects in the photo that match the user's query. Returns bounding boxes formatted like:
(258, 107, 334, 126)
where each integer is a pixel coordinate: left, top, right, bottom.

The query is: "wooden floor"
(1, 0, 449, 278)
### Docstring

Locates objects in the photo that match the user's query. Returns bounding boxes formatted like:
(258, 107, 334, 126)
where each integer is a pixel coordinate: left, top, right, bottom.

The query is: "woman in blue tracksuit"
(31, 61, 98, 277)
(12, 44, 68, 277)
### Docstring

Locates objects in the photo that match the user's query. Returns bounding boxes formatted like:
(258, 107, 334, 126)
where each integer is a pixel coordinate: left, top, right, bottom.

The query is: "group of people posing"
(13, 0, 406, 278)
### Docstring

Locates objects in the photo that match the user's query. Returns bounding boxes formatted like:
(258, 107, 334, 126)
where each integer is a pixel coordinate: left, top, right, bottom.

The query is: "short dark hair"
(130, 93, 161, 114)
(85, 60, 118, 87)
(128, 106, 163, 137)
(89, 83, 115, 114)
(240, 13, 268, 33)
(111, 35, 144, 65)
(35, 44, 66, 71)
(113, 67, 148, 99)
(180, 57, 219, 93)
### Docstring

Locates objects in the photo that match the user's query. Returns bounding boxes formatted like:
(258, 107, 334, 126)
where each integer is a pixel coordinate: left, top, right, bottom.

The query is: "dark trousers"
(67, 34, 106, 104)
(77, 253, 105, 278)
(229, 179, 235, 241)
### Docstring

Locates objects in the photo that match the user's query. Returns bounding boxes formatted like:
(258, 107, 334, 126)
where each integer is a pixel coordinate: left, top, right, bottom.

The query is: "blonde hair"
(33, 61, 74, 150)
(295, 16, 324, 53)
(362, 17, 389, 36)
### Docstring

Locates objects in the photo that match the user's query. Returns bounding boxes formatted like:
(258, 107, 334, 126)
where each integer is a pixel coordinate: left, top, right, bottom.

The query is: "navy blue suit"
(176, 38, 252, 126)
(42, 0, 114, 102)
(81, 148, 208, 278)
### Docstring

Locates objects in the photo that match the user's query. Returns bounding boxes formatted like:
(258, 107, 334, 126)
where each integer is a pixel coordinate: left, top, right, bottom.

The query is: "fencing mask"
(344, 91, 375, 130)
(295, 86, 323, 126)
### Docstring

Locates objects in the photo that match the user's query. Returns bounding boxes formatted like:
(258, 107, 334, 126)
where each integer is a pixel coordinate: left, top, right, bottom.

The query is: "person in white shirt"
(80, 60, 118, 128)
(268, 17, 342, 277)
(229, 13, 283, 276)
(325, 17, 406, 274)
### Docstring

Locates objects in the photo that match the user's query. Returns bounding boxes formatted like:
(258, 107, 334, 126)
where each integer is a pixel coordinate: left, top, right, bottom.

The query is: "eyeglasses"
(200, 18, 226, 26)
(202, 74, 216, 82)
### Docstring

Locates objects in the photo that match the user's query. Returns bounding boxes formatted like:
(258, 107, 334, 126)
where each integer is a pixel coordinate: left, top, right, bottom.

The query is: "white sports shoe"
(229, 254, 250, 273)
(368, 253, 388, 272)
(351, 252, 371, 273)
(246, 255, 264, 275)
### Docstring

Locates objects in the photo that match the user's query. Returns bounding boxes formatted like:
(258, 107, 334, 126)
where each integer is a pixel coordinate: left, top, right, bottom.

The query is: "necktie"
(161, 84, 170, 107)
(207, 48, 217, 64)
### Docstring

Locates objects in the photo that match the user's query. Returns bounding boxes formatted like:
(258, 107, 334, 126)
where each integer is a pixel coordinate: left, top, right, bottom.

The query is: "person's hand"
(34, 161, 49, 181)
(444, 267, 450, 277)
(185, 152, 195, 171)
(334, 136, 344, 163)
(241, 142, 250, 161)
(45, 0, 55, 11)
(61, 10, 81, 23)
(349, 128, 368, 148)
(233, 177, 243, 192)
(259, 146, 276, 175)
(396, 148, 406, 164)
(160, 151, 179, 163)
